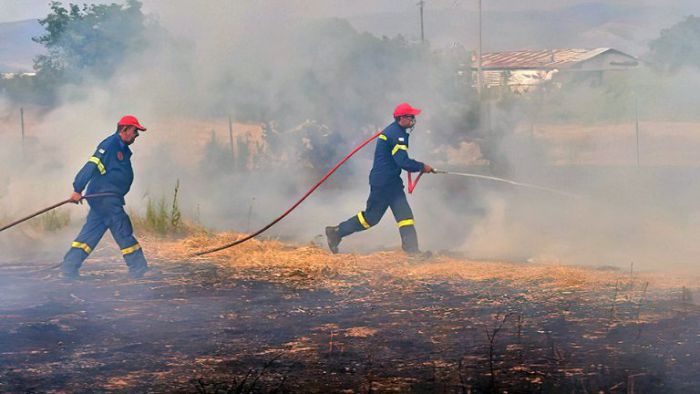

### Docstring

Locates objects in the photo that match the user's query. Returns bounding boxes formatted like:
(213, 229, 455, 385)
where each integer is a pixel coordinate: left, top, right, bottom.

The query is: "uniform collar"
(393, 121, 411, 134)
(114, 132, 131, 154)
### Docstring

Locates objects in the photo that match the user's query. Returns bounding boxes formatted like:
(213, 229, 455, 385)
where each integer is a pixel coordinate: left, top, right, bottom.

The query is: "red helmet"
(393, 102, 422, 118)
(117, 115, 147, 131)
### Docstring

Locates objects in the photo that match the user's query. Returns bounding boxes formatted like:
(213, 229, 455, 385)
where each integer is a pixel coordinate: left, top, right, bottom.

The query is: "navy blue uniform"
(61, 132, 147, 277)
(336, 121, 424, 252)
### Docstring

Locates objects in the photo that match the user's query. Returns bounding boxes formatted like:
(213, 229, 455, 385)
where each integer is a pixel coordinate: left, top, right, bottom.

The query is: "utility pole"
(418, 0, 425, 43)
(475, 0, 489, 138)
(228, 115, 235, 162)
(634, 93, 640, 167)
(477, 0, 483, 95)
(20, 107, 25, 155)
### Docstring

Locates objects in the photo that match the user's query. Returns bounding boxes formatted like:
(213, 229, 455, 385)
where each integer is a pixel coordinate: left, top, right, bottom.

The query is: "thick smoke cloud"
(2, 1, 700, 273)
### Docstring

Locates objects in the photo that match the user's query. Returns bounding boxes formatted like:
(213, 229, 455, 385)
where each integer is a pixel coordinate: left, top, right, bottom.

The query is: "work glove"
(422, 164, 435, 173)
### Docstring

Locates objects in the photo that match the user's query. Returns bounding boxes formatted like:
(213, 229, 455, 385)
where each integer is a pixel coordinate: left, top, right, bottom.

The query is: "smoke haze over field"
(2, 1, 700, 272)
(5, 0, 700, 70)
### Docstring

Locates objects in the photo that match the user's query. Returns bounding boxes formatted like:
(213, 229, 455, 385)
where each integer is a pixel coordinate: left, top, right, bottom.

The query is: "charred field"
(0, 233, 699, 393)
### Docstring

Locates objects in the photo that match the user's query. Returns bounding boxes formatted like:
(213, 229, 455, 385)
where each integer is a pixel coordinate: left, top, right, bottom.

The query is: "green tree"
(648, 15, 700, 73)
(145, 196, 168, 235)
(32, 0, 152, 92)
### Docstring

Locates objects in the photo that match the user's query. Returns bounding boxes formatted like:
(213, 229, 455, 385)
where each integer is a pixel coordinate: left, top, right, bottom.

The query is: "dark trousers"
(337, 182, 419, 253)
(61, 197, 147, 275)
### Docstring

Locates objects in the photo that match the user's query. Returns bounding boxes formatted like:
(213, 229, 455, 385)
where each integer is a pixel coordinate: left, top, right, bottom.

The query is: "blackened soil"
(0, 259, 699, 393)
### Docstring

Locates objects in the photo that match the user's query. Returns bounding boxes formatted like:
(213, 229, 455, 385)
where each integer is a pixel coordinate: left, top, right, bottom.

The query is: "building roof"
(474, 48, 636, 70)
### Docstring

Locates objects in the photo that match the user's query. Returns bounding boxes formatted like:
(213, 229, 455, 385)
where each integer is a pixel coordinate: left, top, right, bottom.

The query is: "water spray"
(432, 170, 583, 199)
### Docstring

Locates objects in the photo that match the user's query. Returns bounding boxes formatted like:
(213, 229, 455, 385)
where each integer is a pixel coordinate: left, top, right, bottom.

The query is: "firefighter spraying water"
(325, 103, 434, 255)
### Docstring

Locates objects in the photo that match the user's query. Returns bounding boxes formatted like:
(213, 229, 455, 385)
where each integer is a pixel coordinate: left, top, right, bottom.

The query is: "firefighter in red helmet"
(60, 115, 153, 279)
(326, 103, 434, 254)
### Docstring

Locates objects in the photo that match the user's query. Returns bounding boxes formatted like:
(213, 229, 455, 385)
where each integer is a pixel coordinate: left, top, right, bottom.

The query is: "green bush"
(144, 195, 169, 235)
(134, 179, 203, 236)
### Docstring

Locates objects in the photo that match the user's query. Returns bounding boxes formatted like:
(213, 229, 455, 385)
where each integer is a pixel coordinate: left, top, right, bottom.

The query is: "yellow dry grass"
(143, 232, 699, 293)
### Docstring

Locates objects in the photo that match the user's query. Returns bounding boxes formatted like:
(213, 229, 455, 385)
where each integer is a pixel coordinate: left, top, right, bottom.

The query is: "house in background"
(471, 48, 640, 93)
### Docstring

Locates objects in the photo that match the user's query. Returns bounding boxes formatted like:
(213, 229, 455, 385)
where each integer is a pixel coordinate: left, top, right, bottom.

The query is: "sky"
(1, 0, 699, 23)
(4, 0, 700, 57)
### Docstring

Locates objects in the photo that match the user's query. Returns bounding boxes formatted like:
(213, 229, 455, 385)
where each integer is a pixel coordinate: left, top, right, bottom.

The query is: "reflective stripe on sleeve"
(88, 156, 106, 175)
(397, 219, 415, 228)
(391, 144, 408, 155)
(378, 134, 388, 141)
(71, 241, 92, 254)
(357, 211, 370, 229)
(121, 243, 141, 255)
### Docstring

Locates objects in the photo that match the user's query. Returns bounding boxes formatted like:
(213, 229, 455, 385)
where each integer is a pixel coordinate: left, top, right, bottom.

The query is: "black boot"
(325, 226, 341, 254)
(60, 260, 81, 280)
(60, 269, 80, 280)
(399, 225, 420, 254)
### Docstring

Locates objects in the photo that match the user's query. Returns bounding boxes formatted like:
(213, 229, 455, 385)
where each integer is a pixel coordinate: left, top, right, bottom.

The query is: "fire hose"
(193, 134, 580, 257)
(0, 192, 119, 274)
(192, 130, 386, 256)
(0, 192, 118, 233)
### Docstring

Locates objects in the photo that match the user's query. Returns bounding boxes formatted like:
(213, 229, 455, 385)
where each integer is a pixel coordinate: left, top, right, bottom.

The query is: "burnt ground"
(0, 251, 699, 393)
